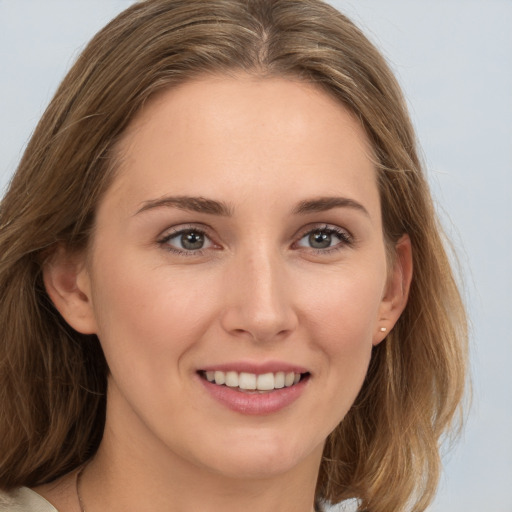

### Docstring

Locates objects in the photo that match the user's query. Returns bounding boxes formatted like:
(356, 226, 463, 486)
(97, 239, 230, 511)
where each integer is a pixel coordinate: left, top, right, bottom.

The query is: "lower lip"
(199, 375, 309, 415)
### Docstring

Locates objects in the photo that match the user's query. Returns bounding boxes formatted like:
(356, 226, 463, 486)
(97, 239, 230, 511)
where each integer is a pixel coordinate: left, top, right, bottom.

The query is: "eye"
(296, 225, 353, 251)
(159, 227, 214, 254)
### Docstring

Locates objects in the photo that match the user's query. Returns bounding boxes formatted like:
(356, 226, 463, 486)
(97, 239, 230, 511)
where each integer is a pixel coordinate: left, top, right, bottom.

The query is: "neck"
(84, 444, 321, 512)
(81, 399, 323, 512)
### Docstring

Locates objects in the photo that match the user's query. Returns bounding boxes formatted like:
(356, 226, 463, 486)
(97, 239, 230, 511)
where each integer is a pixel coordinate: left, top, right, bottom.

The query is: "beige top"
(0, 487, 58, 512)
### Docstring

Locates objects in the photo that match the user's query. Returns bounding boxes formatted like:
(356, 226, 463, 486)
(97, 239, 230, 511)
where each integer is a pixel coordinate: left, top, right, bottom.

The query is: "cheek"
(298, 264, 385, 419)
(301, 264, 385, 348)
(88, 251, 219, 380)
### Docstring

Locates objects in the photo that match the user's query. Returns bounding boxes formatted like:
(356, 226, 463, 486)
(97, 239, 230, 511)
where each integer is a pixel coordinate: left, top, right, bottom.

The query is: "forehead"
(108, 74, 379, 218)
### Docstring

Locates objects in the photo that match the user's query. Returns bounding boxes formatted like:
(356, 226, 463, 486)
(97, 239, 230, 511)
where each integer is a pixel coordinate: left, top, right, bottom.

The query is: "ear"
(42, 246, 98, 335)
(373, 234, 413, 345)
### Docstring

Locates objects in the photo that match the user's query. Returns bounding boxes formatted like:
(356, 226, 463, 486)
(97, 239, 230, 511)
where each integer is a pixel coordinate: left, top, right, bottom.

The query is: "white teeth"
(256, 372, 274, 391)
(204, 370, 304, 391)
(239, 372, 257, 390)
(274, 371, 285, 389)
(284, 372, 295, 387)
(225, 371, 239, 388)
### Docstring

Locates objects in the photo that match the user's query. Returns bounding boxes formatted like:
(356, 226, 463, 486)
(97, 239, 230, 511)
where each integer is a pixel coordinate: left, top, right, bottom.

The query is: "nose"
(220, 248, 298, 343)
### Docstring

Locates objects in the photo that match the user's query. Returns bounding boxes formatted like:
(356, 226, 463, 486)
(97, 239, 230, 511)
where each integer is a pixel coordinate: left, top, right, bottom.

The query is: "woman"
(0, 1, 468, 511)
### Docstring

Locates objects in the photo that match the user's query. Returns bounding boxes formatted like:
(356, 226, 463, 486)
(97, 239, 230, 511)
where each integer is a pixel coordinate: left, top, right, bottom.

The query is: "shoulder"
(0, 487, 59, 512)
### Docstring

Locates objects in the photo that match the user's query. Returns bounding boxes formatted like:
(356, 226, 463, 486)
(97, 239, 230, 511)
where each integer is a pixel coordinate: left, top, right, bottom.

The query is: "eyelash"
(158, 225, 213, 256)
(157, 224, 354, 256)
(295, 225, 354, 254)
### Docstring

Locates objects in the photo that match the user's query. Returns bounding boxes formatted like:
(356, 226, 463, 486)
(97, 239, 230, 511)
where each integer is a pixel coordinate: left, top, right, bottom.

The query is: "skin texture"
(40, 74, 412, 512)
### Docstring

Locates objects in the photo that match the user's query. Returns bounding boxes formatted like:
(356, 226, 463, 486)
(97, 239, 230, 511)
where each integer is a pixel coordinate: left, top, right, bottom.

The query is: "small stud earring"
(380, 327, 387, 332)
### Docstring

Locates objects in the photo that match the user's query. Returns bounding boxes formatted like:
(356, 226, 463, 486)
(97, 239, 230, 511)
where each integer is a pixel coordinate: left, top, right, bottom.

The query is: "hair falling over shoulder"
(0, 1, 468, 511)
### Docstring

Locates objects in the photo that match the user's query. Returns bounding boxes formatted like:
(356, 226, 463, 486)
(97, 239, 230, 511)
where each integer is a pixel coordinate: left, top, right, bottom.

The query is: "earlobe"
(42, 246, 98, 335)
(373, 234, 413, 345)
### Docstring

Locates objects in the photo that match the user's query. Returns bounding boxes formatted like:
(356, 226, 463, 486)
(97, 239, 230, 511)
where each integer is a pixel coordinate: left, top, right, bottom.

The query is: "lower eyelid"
(158, 227, 214, 251)
(157, 225, 353, 254)
(296, 226, 353, 247)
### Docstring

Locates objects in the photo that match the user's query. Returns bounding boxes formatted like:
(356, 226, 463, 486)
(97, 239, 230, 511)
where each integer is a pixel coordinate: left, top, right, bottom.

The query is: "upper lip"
(198, 361, 309, 375)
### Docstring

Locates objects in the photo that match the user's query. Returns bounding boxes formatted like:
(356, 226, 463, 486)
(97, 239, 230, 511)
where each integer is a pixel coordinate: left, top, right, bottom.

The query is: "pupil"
(181, 231, 204, 250)
(309, 231, 331, 249)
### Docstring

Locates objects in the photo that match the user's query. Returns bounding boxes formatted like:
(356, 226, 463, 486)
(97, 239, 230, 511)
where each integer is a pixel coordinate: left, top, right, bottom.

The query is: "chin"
(195, 430, 324, 481)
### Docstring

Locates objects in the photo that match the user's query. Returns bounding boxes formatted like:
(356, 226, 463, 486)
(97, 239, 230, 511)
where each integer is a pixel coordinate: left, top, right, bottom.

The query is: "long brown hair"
(0, 1, 468, 511)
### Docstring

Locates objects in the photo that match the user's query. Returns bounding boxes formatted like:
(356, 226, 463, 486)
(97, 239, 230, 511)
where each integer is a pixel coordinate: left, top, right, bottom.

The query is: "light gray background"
(1, 1, 511, 510)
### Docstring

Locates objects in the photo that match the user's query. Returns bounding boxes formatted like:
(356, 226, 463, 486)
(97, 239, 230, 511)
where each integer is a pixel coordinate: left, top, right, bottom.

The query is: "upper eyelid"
(158, 226, 216, 255)
(158, 223, 212, 240)
(295, 223, 353, 240)
(292, 225, 355, 253)
(156, 222, 354, 250)
(157, 225, 215, 251)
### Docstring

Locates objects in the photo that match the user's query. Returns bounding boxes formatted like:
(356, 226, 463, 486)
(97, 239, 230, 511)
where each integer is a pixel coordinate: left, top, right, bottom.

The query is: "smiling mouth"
(198, 370, 310, 392)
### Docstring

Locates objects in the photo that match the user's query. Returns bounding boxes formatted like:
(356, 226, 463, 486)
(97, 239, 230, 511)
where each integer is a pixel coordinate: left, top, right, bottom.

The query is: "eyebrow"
(292, 196, 370, 217)
(135, 196, 233, 216)
(135, 195, 369, 217)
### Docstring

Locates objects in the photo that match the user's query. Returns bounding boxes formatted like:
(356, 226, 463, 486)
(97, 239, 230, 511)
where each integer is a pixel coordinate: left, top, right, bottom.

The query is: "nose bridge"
(221, 243, 297, 342)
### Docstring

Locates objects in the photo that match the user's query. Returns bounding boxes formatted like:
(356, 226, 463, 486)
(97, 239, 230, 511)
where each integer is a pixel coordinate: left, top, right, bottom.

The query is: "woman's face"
(68, 75, 406, 480)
